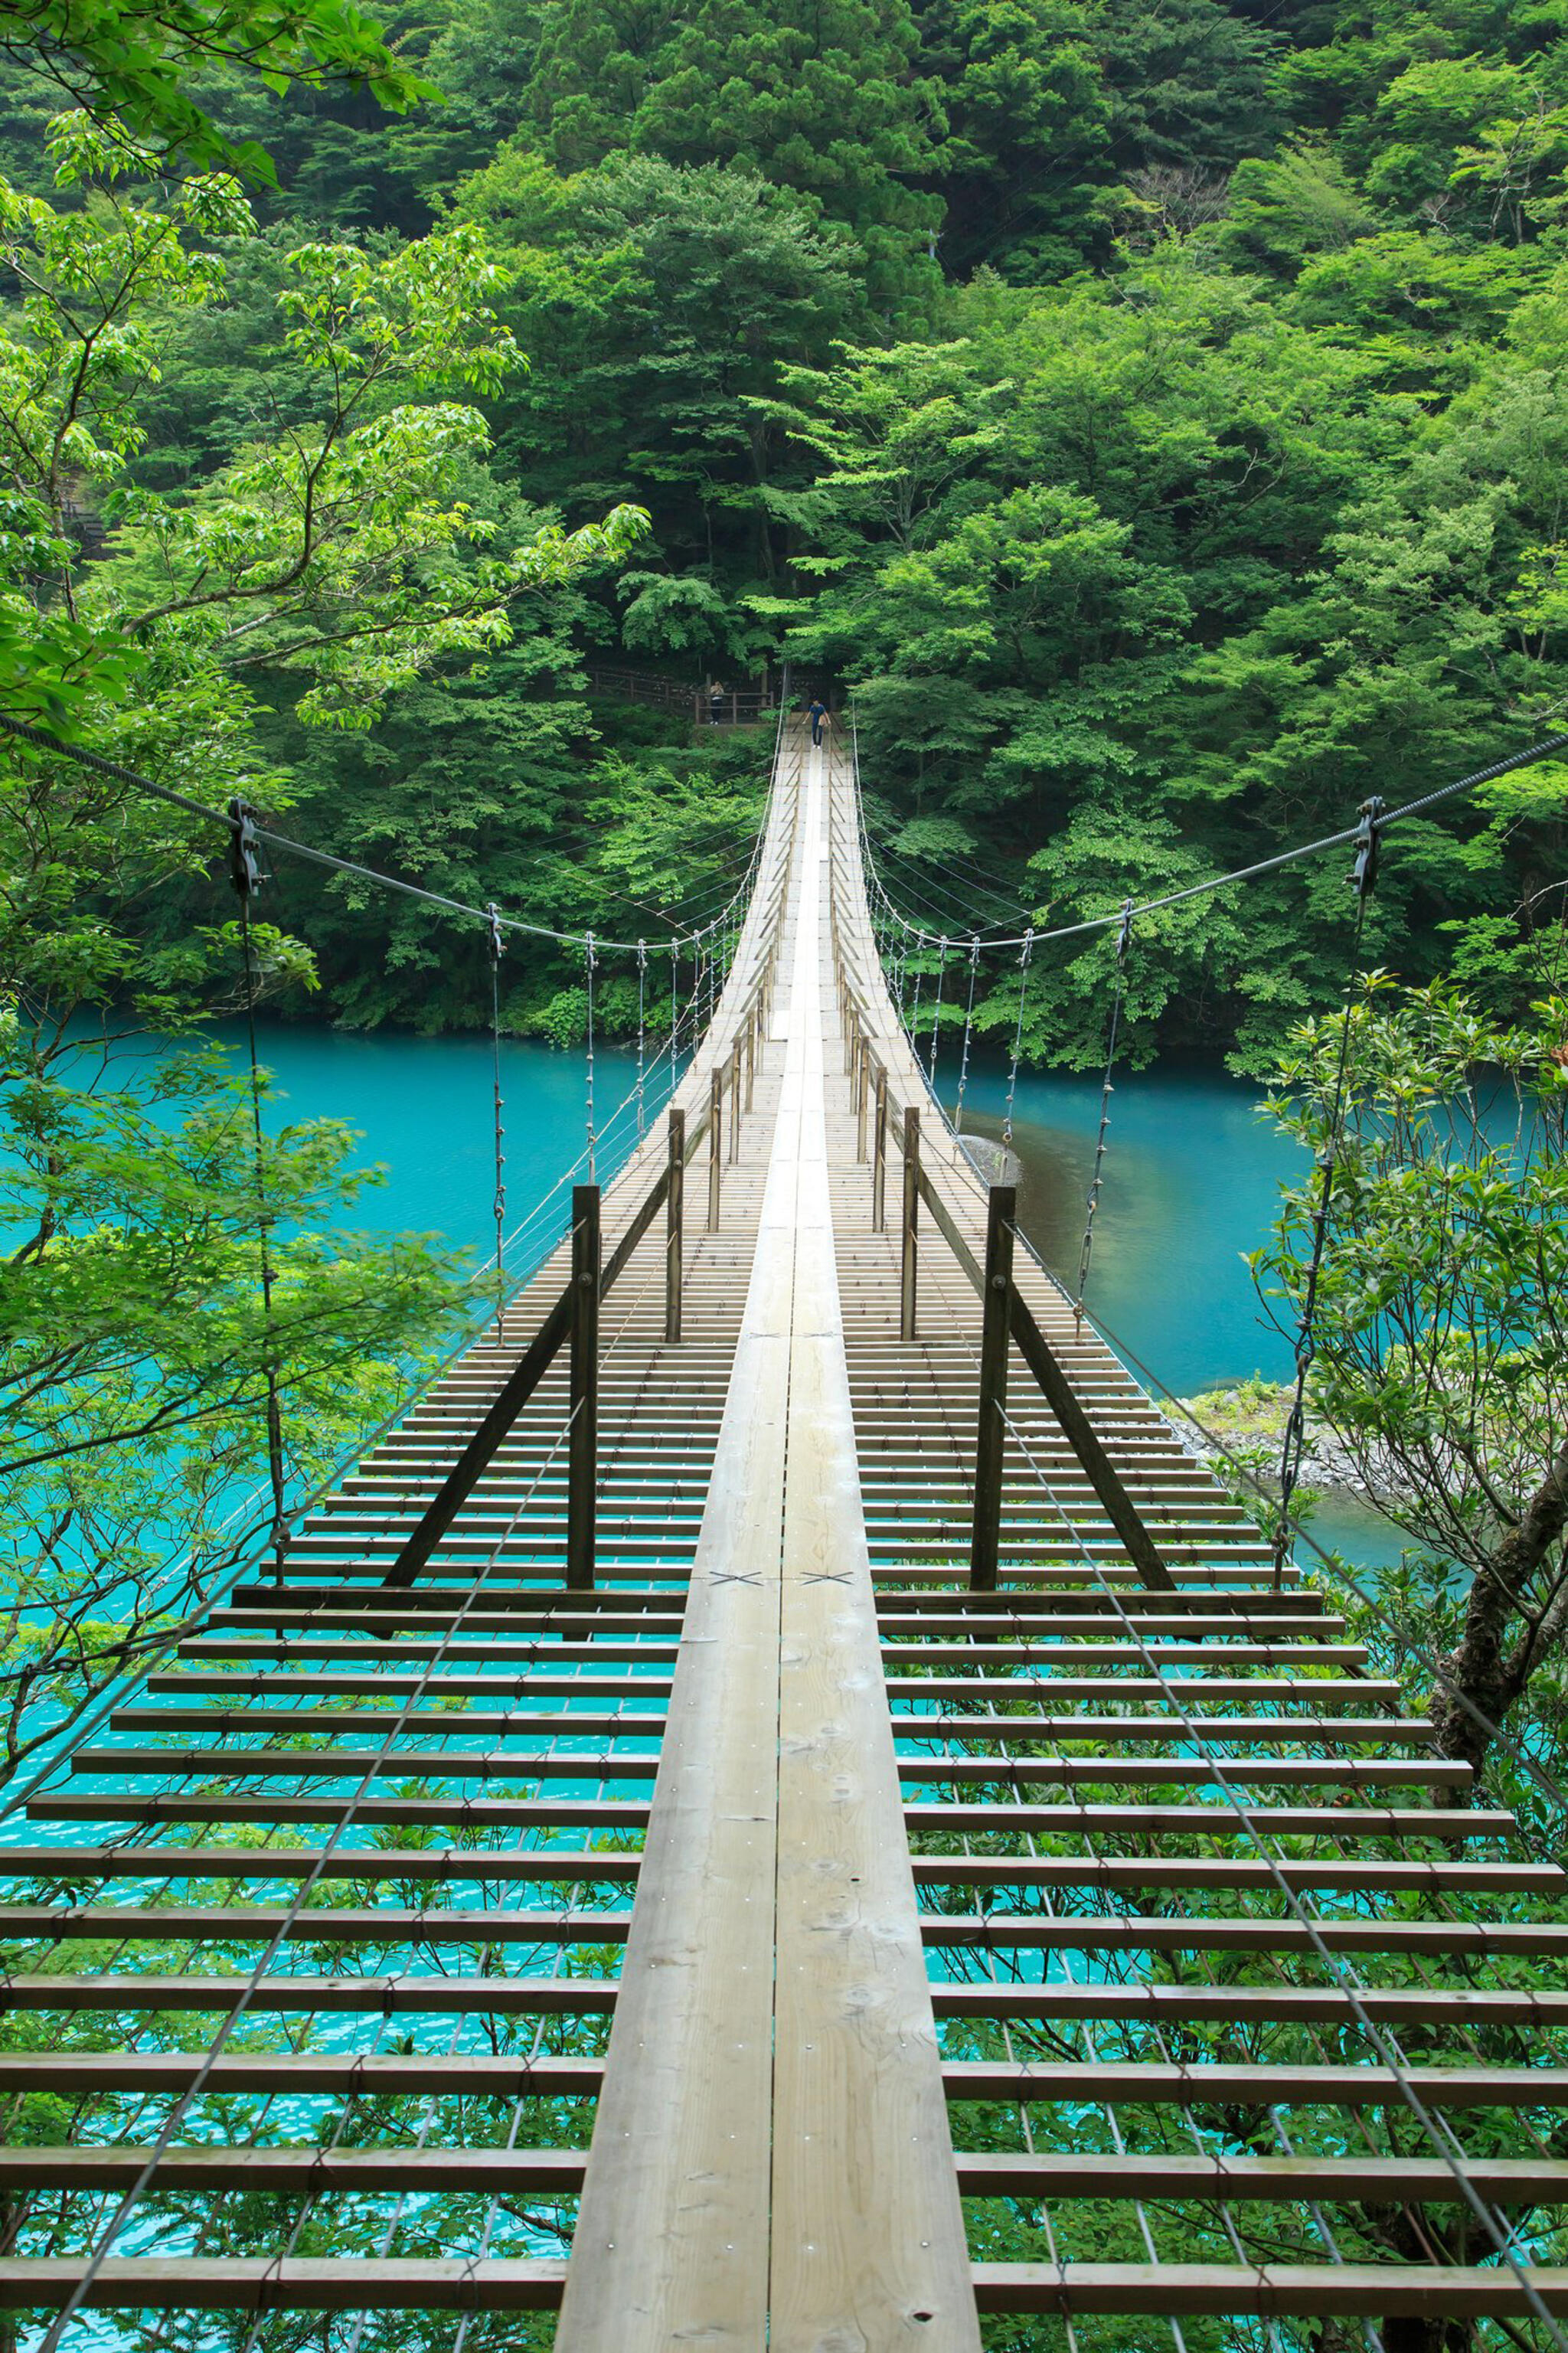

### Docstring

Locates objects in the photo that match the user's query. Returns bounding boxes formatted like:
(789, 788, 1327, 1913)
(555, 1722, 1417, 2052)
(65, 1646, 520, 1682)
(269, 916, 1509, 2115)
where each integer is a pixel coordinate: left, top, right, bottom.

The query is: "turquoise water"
(243, 1029, 1292, 1391)
(227, 1021, 663, 1282)
(239, 1025, 1410, 1572)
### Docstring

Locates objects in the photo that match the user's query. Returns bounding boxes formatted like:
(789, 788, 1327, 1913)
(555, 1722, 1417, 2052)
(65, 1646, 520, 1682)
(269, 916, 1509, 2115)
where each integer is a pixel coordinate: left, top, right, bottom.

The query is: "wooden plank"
(555, 787, 796, 2353)
(942, 2062, 1568, 2106)
(769, 743, 979, 2353)
(952, 2152, 1568, 2201)
(927, 1984, 1568, 2025)
(0, 1975, 617, 2014)
(0, 2054, 603, 2094)
(0, 2260, 570, 2312)
(969, 2264, 1568, 2319)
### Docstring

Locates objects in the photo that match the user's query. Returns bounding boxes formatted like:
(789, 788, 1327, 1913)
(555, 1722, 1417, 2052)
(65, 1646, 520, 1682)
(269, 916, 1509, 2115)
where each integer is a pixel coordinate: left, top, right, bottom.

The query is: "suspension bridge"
(3, 716, 1568, 2349)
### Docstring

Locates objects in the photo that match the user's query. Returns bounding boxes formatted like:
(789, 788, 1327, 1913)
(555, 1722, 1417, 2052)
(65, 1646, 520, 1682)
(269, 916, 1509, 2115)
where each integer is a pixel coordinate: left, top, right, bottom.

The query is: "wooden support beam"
(378, 1290, 570, 1587)
(567, 1181, 599, 1591)
(969, 1183, 1014, 1591)
(665, 1107, 684, 1343)
(708, 1068, 723, 1230)
(969, 2265, 1568, 2320)
(873, 1067, 887, 1232)
(900, 1100, 920, 1342)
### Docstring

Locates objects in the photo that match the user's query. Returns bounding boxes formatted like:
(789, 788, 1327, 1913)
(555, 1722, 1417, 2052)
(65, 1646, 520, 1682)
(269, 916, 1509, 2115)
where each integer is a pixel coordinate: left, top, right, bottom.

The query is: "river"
(237, 1021, 1410, 1569)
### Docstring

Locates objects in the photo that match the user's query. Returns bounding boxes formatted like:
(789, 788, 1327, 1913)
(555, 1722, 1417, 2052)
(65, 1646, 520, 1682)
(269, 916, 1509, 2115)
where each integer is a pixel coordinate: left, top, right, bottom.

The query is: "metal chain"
(926, 933, 949, 1089)
(584, 930, 598, 1185)
(228, 800, 288, 1580)
(1072, 897, 1134, 1335)
(636, 939, 648, 1140)
(486, 901, 507, 1339)
(1002, 926, 1034, 1149)
(1272, 794, 1385, 1584)
(952, 935, 981, 1135)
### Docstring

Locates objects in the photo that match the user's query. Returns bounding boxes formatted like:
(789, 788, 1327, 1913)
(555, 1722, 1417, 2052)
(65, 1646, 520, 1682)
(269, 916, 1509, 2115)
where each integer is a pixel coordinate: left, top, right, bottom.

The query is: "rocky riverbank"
(1166, 1377, 1412, 1513)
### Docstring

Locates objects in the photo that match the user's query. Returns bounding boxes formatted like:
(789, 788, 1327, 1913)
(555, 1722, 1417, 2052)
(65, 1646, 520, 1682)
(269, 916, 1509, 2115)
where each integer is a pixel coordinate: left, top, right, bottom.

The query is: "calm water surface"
(247, 1025, 1407, 1568)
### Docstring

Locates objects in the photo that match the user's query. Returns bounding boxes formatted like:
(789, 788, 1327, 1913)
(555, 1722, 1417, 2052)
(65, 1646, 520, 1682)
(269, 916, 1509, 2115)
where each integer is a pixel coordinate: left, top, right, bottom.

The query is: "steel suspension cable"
(845, 716, 1568, 952)
(0, 711, 763, 959)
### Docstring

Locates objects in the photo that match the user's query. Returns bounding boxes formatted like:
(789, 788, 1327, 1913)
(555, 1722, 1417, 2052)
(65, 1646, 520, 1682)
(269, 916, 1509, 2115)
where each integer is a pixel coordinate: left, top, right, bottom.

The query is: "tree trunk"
(1429, 1432, 1568, 1784)
(1382, 2320, 1474, 2353)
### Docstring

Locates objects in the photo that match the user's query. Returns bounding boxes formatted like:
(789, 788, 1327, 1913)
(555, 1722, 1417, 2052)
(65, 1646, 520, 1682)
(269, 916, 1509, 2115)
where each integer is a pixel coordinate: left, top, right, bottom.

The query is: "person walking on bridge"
(806, 695, 828, 747)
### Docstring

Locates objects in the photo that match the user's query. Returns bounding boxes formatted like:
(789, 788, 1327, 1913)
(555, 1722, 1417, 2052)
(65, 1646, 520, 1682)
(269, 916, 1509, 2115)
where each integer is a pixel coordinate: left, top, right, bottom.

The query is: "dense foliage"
(1255, 976, 1568, 1793)
(6, 0, 1567, 1060)
(0, 12, 1566, 2348)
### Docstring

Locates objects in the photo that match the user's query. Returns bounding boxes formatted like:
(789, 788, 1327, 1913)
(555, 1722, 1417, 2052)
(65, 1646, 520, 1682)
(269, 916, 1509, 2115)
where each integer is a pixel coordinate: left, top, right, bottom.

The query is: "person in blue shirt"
(806, 697, 828, 747)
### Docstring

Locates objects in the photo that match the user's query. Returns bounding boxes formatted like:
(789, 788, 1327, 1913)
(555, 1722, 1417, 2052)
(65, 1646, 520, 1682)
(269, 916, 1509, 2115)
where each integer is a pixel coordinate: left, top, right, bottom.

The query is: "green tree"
(911, 0, 1111, 276)
(456, 149, 860, 642)
(0, 0, 434, 181)
(0, 116, 642, 1770)
(515, 0, 943, 306)
(1256, 977, 1568, 1784)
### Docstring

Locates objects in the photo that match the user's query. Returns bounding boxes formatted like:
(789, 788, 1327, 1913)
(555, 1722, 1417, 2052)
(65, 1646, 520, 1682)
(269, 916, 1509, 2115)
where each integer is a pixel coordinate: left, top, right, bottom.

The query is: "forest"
(2, 0, 1567, 1830)
(5, 0, 1568, 1060)
(2, 1, 1568, 2341)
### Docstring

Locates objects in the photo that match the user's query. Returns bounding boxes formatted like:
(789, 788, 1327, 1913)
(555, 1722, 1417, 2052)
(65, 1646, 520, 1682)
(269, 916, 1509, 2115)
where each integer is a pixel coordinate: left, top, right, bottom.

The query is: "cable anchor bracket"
(1349, 795, 1387, 902)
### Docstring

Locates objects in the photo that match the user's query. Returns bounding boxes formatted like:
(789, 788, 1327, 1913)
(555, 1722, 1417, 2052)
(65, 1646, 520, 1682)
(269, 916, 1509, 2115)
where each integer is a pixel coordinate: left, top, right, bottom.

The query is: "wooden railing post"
(900, 1103, 920, 1342)
(707, 1070, 723, 1230)
(567, 1183, 599, 1591)
(873, 1068, 887, 1233)
(745, 1008, 756, 1110)
(970, 1184, 1016, 1591)
(855, 1034, 868, 1161)
(665, 1109, 684, 1345)
(730, 1041, 742, 1161)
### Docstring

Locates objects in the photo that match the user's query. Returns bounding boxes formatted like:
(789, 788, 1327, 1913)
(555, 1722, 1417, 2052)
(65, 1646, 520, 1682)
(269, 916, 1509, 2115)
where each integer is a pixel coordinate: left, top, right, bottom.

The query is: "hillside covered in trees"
(5, 0, 1567, 1064)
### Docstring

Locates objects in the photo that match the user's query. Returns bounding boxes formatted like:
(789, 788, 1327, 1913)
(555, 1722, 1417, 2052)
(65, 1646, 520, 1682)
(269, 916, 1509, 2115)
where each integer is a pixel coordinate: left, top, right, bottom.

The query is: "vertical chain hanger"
(1003, 926, 1034, 1150)
(227, 798, 289, 1580)
(635, 940, 648, 1140)
(584, 930, 598, 1185)
(1073, 897, 1134, 1336)
(1271, 794, 1385, 1584)
(952, 935, 981, 1135)
(486, 902, 507, 1339)
(926, 933, 949, 1089)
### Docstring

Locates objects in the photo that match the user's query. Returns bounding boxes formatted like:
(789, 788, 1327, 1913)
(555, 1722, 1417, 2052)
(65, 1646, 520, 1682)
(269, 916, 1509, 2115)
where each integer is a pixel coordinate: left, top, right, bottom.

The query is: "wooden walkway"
(3, 723, 1567, 2346)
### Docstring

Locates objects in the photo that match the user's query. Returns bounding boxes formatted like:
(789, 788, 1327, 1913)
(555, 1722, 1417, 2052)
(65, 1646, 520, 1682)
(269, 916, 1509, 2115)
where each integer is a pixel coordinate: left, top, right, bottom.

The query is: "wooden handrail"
(841, 979, 1174, 1592)
(380, 932, 783, 1591)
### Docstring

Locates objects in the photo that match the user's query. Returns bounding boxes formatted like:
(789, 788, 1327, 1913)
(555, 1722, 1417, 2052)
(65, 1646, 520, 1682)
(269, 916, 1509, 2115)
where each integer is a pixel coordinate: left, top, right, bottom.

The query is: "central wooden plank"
(558, 736, 976, 2348)
(554, 767, 800, 2352)
(770, 749, 978, 2351)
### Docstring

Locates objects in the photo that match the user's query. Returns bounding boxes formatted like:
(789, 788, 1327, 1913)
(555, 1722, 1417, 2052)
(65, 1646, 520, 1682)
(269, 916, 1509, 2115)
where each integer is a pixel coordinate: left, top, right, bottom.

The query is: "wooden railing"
(827, 780, 1174, 1596)
(586, 665, 775, 725)
(381, 757, 796, 1590)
